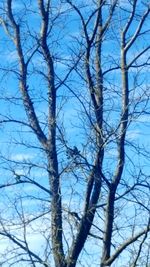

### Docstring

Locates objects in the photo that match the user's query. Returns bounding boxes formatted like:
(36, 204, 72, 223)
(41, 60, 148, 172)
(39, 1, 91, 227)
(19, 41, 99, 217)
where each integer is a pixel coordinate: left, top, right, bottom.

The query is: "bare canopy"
(0, 1, 149, 267)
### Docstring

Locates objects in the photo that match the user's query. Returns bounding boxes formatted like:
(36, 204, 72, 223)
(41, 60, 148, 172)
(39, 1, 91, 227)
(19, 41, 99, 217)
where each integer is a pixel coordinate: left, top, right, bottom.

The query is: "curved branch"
(125, 6, 150, 52)
(6, 0, 48, 148)
(122, 0, 138, 37)
(0, 231, 50, 267)
(128, 46, 150, 68)
(103, 226, 150, 266)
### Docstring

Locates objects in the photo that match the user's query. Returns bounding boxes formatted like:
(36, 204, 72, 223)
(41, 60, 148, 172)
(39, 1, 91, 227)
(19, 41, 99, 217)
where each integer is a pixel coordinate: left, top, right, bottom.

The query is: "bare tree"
(0, 0, 149, 267)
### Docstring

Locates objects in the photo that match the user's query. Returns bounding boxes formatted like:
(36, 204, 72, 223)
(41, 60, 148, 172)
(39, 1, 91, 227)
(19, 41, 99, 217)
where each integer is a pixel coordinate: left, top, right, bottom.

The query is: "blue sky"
(0, 1, 149, 266)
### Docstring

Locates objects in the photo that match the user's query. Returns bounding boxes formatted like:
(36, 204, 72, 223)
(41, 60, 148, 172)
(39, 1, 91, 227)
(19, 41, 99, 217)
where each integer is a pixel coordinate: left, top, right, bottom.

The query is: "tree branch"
(128, 46, 150, 68)
(103, 226, 150, 266)
(125, 6, 150, 52)
(6, 0, 48, 148)
(0, 231, 50, 267)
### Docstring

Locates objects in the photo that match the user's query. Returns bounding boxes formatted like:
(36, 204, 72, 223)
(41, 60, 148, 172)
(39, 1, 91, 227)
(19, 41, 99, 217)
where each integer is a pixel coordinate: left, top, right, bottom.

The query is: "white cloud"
(0, 239, 9, 253)
(136, 115, 150, 123)
(119, 0, 131, 8)
(0, 214, 51, 266)
(11, 2, 23, 10)
(15, 169, 26, 176)
(5, 51, 18, 63)
(10, 153, 34, 161)
(126, 130, 140, 140)
(107, 148, 118, 156)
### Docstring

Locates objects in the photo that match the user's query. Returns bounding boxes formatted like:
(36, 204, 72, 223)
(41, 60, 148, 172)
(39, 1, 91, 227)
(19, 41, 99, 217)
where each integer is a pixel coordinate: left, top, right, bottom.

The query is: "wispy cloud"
(107, 148, 118, 157)
(10, 153, 34, 161)
(136, 115, 150, 123)
(126, 130, 140, 140)
(4, 50, 18, 63)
